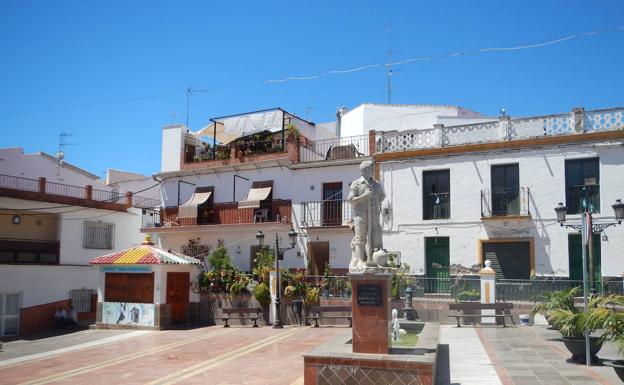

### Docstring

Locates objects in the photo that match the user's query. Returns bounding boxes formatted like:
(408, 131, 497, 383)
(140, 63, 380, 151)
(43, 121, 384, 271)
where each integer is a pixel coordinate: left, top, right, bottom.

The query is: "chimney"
(335, 106, 347, 137)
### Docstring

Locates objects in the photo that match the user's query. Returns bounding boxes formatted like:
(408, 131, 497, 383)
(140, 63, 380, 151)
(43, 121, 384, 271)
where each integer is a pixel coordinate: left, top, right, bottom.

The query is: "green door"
(425, 237, 450, 293)
(568, 234, 601, 290)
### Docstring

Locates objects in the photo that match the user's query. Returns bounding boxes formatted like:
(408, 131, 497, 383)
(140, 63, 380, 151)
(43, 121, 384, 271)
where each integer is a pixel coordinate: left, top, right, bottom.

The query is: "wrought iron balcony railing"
(300, 200, 352, 227)
(481, 187, 531, 218)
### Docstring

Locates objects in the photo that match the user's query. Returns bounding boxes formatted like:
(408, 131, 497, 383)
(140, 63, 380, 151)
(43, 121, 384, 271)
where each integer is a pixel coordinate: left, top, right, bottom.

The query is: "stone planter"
(562, 337, 603, 362)
(603, 360, 624, 382)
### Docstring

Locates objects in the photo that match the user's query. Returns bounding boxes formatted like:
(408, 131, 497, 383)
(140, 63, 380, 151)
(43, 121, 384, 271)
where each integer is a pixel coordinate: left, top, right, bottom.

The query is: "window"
(83, 222, 114, 249)
(565, 158, 600, 214)
(423, 170, 450, 220)
(0, 240, 59, 264)
(491, 164, 520, 216)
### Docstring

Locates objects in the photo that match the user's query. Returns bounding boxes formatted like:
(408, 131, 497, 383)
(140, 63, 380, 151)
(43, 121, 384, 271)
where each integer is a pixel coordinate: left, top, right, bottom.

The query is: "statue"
(348, 160, 386, 271)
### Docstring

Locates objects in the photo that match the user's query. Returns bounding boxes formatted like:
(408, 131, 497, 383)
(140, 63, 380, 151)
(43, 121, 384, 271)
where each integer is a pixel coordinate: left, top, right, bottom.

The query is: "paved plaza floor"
(1, 325, 623, 385)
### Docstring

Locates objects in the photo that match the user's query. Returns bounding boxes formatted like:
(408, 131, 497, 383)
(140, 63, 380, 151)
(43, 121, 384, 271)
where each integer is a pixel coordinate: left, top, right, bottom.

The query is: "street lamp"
(255, 228, 298, 329)
(554, 198, 623, 366)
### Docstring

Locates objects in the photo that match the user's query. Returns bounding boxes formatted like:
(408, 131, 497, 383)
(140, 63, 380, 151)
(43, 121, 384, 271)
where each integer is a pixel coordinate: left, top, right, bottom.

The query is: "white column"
(269, 271, 279, 325)
(480, 260, 496, 324)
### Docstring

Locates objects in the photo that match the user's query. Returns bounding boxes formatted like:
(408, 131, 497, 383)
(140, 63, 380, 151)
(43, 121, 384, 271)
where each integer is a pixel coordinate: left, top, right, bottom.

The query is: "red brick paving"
(0, 326, 343, 385)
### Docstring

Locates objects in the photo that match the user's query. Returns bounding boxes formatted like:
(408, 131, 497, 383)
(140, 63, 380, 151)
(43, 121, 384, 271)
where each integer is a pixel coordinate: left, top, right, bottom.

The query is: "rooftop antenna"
(185, 87, 211, 129)
(56, 131, 77, 165)
(305, 105, 315, 121)
(386, 26, 393, 105)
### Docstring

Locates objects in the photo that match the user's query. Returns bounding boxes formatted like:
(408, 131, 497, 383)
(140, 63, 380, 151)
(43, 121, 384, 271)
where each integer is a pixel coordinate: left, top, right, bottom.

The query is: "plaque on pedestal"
(349, 272, 392, 354)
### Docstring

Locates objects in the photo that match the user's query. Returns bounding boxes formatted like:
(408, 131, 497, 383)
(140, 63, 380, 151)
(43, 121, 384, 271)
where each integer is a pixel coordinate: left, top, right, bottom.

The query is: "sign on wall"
(101, 266, 151, 273)
(102, 302, 155, 327)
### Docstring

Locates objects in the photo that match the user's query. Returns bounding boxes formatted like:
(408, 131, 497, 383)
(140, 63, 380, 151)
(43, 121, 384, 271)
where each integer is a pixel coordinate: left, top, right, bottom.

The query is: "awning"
(238, 187, 272, 209)
(178, 191, 212, 218)
(192, 110, 284, 145)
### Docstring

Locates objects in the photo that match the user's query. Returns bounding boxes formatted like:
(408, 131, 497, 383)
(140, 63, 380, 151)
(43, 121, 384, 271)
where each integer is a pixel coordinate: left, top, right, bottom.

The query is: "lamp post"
(256, 228, 298, 329)
(554, 198, 624, 366)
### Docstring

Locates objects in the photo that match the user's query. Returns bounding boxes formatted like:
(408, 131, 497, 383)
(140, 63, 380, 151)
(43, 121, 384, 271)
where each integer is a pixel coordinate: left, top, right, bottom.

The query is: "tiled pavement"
(0, 326, 343, 385)
(439, 324, 623, 385)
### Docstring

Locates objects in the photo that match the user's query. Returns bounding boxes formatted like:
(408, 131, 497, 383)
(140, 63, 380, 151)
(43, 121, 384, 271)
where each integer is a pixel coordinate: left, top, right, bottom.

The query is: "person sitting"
(66, 306, 77, 329)
(53, 308, 66, 329)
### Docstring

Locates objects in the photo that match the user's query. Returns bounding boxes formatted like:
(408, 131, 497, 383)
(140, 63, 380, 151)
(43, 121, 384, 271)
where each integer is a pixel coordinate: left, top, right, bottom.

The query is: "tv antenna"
(56, 131, 77, 164)
(386, 26, 393, 104)
(186, 87, 211, 129)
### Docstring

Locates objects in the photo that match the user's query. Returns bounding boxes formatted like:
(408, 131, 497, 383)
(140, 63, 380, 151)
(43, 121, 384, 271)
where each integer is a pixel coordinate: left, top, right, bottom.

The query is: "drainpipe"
(336, 106, 347, 137)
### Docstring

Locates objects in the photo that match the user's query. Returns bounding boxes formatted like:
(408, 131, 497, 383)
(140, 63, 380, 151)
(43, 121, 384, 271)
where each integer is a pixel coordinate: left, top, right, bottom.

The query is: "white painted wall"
(0, 147, 104, 187)
(380, 143, 624, 277)
(0, 198, 144, 308)
(161, 125, 185, 173)
(339, 104, 488, 137)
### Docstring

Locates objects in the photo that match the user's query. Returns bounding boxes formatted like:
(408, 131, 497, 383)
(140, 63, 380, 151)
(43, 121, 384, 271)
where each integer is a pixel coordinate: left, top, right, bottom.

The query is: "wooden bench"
(448, 302, 515, 327)
(307, 305, 352, 327)
(221, 307, 262, 328)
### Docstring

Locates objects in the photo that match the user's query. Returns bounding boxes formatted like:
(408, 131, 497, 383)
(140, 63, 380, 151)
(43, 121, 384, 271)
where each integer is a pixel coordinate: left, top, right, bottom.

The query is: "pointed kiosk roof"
(90, 236, 201, 265)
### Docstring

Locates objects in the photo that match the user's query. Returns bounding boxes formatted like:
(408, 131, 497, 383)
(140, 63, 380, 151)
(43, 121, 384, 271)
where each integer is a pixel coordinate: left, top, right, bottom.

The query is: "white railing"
(378, 107, 624, 153)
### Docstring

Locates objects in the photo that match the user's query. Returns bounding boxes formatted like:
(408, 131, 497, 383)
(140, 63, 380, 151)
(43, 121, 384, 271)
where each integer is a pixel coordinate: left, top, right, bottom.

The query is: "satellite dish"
(56, 151, 65, 164)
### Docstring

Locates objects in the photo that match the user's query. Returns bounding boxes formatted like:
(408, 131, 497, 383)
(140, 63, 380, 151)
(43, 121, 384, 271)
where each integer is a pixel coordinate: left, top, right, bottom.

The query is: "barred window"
(83, 221, 115, 249)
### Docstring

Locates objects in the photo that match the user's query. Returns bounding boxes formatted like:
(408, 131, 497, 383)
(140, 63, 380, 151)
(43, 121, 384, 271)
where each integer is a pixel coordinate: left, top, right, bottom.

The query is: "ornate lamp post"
(256, 228, 298, 329)
(554, 198, 624, 366)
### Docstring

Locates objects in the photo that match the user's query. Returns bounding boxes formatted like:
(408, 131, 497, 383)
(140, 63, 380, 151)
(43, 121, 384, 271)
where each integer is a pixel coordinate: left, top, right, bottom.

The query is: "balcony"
(481, 187, 531, 219)
(423, 193, 450, 220)
(566, 185, 600, 214)
(298, 134, 369, 164)
(143, 199, 293, 228)
(0, 174, 158, 211)
(377, 107, 624, 154)
(300, 200, 352, 228)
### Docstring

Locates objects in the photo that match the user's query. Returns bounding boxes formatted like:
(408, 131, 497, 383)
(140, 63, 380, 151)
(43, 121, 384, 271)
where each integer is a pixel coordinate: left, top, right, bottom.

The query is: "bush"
(304, 286, 320, 305)
(457, 290, 480, 301)
(207, 246, 234, 271)
(254, 282, 271, 306)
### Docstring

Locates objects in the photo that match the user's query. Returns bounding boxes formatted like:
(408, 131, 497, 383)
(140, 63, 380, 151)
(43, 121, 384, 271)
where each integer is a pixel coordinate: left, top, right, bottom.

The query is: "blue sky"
(1, 1, 623, 177)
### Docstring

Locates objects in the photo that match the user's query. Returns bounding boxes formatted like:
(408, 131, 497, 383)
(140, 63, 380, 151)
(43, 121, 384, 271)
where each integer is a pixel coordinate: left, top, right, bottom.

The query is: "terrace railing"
(157, 199, 292, 227)
(481, 187, 531, 218)
(378, 107, 624, 154)
(300, 200, 352, 227)
(0, 173, 156, 210)
(299, 134, 369, 163)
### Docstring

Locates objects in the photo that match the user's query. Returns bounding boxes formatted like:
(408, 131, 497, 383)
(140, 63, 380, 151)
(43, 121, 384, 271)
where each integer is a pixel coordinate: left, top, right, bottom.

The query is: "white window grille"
(69, 289, 96, 312)
(83, 221, 114, 249)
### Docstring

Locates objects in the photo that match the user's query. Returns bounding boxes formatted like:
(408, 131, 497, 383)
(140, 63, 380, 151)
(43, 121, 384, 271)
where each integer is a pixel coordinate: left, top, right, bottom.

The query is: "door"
(322, 183, 343, 226)
(491, 164, 519, 216)
(568, 234, 601, 290)
(166, 272, 190, 325)
(425, 237, 450, 293)
(307, 241, 329, 276)
(0, 293, 20, 336)
(482, 241, 531, 279)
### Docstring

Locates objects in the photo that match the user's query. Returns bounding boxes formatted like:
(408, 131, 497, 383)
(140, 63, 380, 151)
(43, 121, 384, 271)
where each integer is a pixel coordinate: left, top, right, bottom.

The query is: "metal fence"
(92, 188, 125, 203)
(45, 181, 84, 198)
(69, 288, 97, 312)
(0, 174, 39, 192)
(298, 276, 624, 303)
(299, 134, 369, 163)
(481, 187, 531, 217)
(300, 200, 352, 227)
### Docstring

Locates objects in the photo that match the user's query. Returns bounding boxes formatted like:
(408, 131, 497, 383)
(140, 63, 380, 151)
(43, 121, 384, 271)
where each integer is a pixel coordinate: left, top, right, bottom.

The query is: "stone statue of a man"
(348, 160, 385, 270)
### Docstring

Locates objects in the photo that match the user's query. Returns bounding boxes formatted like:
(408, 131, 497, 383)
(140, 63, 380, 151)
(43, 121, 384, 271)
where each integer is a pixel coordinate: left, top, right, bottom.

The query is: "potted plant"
(531, 286, 580, 328)
(586, 295, 624, 380)
(548, 294, 605, 363)
(303, 286, 320, 326)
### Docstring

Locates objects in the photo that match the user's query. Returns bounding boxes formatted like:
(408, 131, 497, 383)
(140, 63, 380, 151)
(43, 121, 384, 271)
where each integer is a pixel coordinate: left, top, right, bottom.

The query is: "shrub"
(254, 282, 271, 306)
(457, 290, 480, 301)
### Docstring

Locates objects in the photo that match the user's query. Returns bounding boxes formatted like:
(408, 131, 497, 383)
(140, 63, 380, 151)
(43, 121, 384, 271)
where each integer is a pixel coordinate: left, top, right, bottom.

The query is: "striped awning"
(90, 238, 201, 265)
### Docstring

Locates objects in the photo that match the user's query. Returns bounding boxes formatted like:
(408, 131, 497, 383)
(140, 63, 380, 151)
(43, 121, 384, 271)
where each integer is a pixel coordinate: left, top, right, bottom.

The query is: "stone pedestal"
(350, 272, 392, 354)
(480, 260, 496, 324)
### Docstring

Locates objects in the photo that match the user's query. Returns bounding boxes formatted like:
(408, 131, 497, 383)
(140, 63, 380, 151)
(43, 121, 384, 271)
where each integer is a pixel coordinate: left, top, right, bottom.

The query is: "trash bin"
(519, 314, 530, 326)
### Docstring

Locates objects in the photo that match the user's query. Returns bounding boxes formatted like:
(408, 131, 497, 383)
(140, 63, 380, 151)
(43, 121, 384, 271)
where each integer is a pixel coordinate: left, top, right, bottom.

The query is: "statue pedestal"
(349, 272, 392, 354)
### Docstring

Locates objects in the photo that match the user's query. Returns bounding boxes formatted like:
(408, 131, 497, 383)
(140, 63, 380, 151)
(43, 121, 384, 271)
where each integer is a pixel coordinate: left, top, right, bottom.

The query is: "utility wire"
(265, 26, 624, 84)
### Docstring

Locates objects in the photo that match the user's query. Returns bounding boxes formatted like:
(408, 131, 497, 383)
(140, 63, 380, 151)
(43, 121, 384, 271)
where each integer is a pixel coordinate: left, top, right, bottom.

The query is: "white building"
(0, 148, 155, 336)
(375, 107, 624, 290)
(148, 104, 624, 294)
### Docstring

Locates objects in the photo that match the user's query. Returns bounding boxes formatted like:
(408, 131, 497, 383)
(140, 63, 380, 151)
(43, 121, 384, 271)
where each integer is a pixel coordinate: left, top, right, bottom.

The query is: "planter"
(562, 337, 603, 362)
(603, 360, 624, 382)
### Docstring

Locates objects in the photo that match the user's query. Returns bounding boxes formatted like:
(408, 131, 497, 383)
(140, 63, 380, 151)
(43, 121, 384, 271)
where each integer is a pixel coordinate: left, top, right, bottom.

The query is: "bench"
(221, 307, 262, 328)
(306, 305, 352, 327)
(448, 302, 515, 327)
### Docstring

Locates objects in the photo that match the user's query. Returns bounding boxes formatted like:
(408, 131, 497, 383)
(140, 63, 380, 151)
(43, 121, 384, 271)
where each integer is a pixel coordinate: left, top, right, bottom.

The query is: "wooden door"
(322, 183, 342, 226)
(307, 241, 329, 276)
(568, 234, 601, 289)
(166, 272, 190, 324)
(425, 237, 450, 293)
(491, 164, 519, 216)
